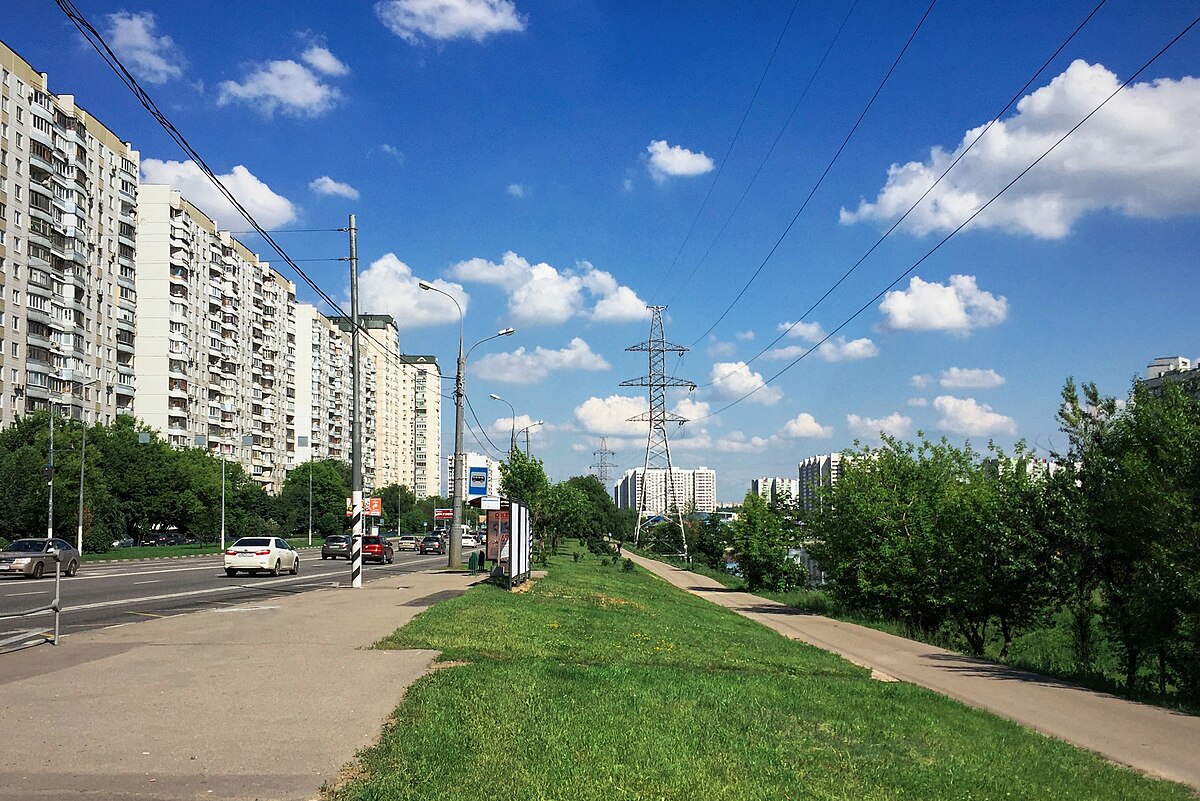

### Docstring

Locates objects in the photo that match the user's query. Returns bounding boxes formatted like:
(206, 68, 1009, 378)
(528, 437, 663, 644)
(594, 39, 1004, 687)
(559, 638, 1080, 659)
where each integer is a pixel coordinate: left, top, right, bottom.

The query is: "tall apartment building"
(134, 184, 297, 493)
(750, 476, 801, 504)
(614, 466, 717, 515)
(1, 42, 138, 428)
(398, 354, 441, 498)
(446, 450, 502, 500)
(797, 453, 843, 511)
(294, 303, 378, 486)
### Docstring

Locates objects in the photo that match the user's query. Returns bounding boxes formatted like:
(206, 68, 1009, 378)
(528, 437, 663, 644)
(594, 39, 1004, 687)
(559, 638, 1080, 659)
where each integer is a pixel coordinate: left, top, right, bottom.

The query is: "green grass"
(327, 547, 1194, 801)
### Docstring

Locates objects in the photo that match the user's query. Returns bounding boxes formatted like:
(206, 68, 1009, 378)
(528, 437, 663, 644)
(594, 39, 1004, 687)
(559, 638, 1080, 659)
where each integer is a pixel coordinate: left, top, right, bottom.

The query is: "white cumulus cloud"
(841, 61, 1200, 239)
(910, 374, 933, 389)
(474, 337, 610, 384)
(140, 159, 296, 230)
(847, 412, 912, 440)
(357, 253, 469, 329)
(907, 397, 930, 407)
(448, 252, 647, 326)
(781, 412, 832, 439)
(646, 140, 715, 183)
(779, 320, 825, 342)
(933, 395, 1017, 436)
(375, 0, 526, 43)
(105, 11, 185, 84)
(709, 362, 782, 405)
(940, 367, 1005, 389)
(880, 274, 1007, 333)
(817, 336, 879, 362)
(506, 183, 526, 198)
(309, 176, 360, 200)
(218, 48, 347, 116)
(574, 395, 646, 437)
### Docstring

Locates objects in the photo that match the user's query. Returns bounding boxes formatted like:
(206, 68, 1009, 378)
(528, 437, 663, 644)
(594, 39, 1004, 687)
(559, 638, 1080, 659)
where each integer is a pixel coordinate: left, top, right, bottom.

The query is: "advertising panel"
(367, 497, 382, 517)
(434, 508, 453, 520)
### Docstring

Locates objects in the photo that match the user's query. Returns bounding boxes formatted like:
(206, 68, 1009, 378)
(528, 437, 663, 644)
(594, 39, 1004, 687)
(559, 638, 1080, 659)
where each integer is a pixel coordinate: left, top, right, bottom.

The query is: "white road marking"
(132, 580, 161, 586)
(3, 590, 48, 598)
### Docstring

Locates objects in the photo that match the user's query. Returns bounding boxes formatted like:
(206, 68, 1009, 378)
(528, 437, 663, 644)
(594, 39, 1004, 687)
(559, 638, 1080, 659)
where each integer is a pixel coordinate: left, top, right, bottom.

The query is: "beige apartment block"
(398, 354, 441, 498)
(0, 41, 138, 428)
(134, 184, 296, 493)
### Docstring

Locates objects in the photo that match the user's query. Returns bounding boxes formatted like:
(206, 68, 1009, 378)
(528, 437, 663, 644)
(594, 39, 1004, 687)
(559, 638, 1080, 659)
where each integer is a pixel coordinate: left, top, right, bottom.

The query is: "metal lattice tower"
(620, 306, 695, 552)
(591, 437, 616, 486)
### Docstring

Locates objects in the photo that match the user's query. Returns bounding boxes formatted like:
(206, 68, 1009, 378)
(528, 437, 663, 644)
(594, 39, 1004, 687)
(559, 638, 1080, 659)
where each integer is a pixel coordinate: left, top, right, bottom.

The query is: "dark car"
(362, 535, 394, 564)
(321, 534, 353, 560)
(0, 538, 80, 579)
(419, 536, 445, 555)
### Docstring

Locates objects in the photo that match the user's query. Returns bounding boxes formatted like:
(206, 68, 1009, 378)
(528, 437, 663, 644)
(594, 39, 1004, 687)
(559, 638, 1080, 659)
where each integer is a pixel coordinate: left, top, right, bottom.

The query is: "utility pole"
(348, 214, 363, 588)
(620, 306, 694, 553)
(591, 437, 615, 486)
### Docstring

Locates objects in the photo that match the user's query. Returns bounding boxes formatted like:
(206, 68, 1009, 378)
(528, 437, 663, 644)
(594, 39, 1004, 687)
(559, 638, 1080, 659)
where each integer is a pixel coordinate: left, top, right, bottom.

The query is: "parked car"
(111, 537, 134, 548)
(321, 534, 353, 560)
(395, 535, 420, 552)
(0, 538, 80, 579)
(419, 536, 445, 555)
(361, 535, 394, 564)
(224, 537, 299, 577)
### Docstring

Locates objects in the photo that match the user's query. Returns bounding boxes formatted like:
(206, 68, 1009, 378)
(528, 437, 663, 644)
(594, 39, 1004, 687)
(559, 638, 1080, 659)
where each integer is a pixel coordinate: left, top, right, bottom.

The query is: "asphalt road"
(0, 547, 459, 641)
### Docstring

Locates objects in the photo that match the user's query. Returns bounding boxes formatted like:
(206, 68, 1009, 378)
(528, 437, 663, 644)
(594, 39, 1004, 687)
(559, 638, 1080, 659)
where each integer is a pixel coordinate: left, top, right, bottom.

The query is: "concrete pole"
(450, 330, 465, 569)
(349, 214, 363, 588)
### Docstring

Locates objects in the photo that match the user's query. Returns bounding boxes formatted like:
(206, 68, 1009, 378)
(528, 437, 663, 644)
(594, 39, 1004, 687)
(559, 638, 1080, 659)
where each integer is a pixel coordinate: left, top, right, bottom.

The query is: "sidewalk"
(0, 568, 481, 801)
(626, 552, 1200, 792)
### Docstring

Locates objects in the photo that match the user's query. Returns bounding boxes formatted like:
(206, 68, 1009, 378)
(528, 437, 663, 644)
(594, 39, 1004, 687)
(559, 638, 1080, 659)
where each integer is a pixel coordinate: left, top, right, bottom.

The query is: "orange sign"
(367, 497, 382, 517)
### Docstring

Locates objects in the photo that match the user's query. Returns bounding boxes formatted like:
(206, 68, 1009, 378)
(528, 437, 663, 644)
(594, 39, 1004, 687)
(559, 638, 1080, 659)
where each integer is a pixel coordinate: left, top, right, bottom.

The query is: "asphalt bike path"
(625, 551, 1200, 792)
(0, 563, 482, 800)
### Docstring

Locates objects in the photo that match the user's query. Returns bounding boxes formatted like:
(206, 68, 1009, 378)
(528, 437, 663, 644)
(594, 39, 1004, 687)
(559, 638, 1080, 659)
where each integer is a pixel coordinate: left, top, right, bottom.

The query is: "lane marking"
(132, 580, 161, 586)
(3, 590, 49, 598)
(128, 611, 166, 618)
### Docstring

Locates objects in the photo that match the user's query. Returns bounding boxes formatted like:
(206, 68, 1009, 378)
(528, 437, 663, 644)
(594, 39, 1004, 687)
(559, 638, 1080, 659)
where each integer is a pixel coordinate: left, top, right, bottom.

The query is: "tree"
(540, 483, 590, 554)
(728, 492, 803, 591)
(278, 459, 351, 540)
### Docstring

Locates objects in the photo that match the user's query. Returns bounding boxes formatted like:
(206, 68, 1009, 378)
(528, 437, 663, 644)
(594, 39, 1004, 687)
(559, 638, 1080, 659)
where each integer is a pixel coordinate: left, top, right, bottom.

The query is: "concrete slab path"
(0, 569, 479, 801)
(626, 552, 1200, 793)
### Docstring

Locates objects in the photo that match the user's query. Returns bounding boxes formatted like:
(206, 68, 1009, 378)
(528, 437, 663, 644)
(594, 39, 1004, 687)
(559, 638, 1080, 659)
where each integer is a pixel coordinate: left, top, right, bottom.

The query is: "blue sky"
(8, 1, 1200, 500)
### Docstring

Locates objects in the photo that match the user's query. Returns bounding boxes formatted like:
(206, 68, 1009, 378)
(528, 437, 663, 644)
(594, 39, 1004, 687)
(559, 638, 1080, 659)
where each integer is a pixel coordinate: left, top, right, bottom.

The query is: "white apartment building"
(134, 184, 297, 493)
(294, 303, 379, 487)
(798, 453, 843, 511)
(398, 354, 441, 498)
(750, 476, 801, 504)
(1, 42, 138, 428)
(614, 466, 717, 515)
(333, 314, 406, 490)
(447, 450, 502, 500)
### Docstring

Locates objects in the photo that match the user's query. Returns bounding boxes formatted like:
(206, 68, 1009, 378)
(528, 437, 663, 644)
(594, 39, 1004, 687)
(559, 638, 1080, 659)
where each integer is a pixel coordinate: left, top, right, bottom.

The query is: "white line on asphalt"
(3, 590, 49, 597)
(132, 580, 161, 586)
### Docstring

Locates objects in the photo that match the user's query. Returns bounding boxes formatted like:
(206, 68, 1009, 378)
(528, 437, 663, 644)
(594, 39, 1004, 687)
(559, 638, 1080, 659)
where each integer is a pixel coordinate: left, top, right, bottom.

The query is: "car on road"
(419, 535, 445, 555)
(395, 535, 419, 552)
(224, 537, 299, 577)
(321, 534, 353, 560)
(461, 534, 480, 548)
(361, 535, 394, 564)
(0, 538, 80, 579)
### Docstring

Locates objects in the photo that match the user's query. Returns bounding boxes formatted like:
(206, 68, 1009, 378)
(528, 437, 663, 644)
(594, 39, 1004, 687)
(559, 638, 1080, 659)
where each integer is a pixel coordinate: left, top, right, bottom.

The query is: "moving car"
(224, 537, 299, 577)
(395, 535, 419, 552)
(461, 534, 480, 548)
(419, 535, 445, 555)
(0, 538, 80, 579)
(321, 534, 353, 560)
(361, 535, 394, 564)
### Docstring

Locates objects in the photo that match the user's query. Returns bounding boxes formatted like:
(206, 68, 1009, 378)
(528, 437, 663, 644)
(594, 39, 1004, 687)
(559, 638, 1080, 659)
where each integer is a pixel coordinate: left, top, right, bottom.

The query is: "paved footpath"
(0, 568, 480, 801)
(626, 552, 1200, 793)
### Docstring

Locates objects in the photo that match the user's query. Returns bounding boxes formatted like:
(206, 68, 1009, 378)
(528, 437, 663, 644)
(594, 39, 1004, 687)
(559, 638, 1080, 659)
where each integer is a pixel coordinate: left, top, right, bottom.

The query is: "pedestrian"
(616, 540, 622, 556)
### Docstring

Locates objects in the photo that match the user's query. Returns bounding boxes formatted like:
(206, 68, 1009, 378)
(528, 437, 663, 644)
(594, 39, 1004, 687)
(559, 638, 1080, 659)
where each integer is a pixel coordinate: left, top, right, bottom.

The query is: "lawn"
(326, 547, 1194, 801)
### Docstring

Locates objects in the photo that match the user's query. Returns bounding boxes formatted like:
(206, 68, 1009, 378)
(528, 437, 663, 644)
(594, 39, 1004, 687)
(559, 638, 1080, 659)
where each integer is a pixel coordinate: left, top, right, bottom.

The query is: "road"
(0, 547, 459, 643)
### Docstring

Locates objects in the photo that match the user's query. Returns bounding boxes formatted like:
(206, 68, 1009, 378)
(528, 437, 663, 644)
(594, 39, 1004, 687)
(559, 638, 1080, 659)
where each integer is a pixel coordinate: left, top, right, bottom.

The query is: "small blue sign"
(468, 466, 488, 496)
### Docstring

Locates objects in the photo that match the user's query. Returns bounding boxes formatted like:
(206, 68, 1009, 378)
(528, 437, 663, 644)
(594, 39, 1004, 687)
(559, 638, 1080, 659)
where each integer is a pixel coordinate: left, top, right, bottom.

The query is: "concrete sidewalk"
(627, 552, 1200, 792)
(0, 568, 481, 801)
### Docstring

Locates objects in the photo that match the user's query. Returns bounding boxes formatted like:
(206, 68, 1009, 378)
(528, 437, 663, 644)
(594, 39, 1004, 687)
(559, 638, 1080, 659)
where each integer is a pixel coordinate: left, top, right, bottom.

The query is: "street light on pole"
(418, 280, 514, 568)
(73, 377, 100, 555)
(517, 420, 544, 455)
(489, 393, 517, 458)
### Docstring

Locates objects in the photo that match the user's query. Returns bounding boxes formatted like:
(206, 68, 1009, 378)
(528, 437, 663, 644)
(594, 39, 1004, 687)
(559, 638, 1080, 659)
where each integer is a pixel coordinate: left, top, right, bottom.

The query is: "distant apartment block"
(134, 184, 297, 493)
(797, 453, 843, 511)
(750, 476, 801, 504)
(1144, 355, 1200, 399)
(1, 42, 139, 429)
(398, 354, 441, 498)
(614, 466, 717, 515)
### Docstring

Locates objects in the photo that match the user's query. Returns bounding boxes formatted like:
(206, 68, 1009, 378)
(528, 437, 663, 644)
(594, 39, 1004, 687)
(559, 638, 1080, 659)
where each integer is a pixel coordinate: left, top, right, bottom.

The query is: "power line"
(701, 0, 1109, 391)
(696, 10, 1200, 421)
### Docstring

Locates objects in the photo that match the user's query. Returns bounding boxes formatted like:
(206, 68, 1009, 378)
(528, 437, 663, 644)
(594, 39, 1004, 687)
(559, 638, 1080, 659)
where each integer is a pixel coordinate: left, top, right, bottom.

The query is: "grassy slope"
(327, 549, 1193, 801)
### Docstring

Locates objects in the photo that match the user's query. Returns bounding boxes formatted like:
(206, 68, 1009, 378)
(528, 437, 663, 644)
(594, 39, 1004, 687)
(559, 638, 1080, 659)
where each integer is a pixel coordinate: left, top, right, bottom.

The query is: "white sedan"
(224, 537, 299, 577)
(461, 534, 480, 548)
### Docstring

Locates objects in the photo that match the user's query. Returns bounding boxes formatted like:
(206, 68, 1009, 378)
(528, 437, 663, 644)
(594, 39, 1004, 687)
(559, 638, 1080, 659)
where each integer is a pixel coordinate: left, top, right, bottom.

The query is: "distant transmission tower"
(621, 306, 695, 553)
(591, 437, 615, 486)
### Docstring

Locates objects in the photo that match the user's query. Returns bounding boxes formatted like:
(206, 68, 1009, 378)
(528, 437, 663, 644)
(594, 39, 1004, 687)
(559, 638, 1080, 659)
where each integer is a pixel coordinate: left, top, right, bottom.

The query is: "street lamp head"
(498, 327, 515, 337)
(418, 281, 433, 291)
(489, 393, 503, 401)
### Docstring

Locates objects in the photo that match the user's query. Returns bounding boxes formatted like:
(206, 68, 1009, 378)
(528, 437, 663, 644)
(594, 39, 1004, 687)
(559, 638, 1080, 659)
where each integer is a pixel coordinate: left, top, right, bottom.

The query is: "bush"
(622, 558, 635, 573)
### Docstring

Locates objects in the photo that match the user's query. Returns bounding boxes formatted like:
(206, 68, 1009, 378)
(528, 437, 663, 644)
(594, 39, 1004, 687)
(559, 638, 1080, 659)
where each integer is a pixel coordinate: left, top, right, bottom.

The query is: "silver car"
(0, 538, 80, 579)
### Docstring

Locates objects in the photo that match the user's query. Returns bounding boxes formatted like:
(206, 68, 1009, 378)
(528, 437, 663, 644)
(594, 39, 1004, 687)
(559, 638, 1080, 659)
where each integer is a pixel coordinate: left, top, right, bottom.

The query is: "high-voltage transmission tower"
(620, 306, 695, 553)
(591, 437, 616, 486)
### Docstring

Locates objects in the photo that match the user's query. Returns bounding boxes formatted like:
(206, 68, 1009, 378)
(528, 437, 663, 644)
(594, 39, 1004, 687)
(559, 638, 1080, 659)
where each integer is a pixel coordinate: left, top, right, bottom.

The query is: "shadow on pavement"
(920, 652, 1087, 690)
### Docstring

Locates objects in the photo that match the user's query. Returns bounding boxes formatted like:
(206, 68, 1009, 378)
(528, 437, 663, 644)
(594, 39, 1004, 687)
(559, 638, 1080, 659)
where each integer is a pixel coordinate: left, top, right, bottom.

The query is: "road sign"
(468, 466, 488, 497)
(367, 497, 382, 517)
(434, 507, 453, 520)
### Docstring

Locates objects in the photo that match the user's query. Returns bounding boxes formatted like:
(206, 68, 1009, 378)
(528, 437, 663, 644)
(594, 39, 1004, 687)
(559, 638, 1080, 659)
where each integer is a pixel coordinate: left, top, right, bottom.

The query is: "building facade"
(614, 466, 717, 515)
(750, 476, 801, 504)
(1, 42, 138, 429)
(797, 453, 843, 511)
(134, 184, 297, 493)
(398, 354, 441, 498)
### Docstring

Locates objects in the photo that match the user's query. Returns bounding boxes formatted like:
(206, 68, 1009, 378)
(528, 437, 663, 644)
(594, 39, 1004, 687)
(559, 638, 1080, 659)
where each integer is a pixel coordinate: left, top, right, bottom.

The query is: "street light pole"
(518, 420, 544, 455)
(308, 460, 313, 547)
(75, 377, 99, 554)
(489, 393, 516, 458)
(47, 404, 55, 540)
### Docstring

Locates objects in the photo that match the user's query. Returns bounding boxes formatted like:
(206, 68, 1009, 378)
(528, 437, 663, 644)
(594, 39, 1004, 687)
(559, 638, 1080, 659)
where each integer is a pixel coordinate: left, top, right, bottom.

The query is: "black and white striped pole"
(348, 214, 363, 588)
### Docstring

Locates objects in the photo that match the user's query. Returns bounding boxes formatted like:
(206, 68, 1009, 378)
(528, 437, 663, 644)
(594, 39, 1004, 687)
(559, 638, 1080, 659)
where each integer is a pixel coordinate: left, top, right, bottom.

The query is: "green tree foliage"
(728, 493, 804, 592)
(539, 483, 590, 554)
(689, 513, 729, 571)
(277, 460, 351, 540)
